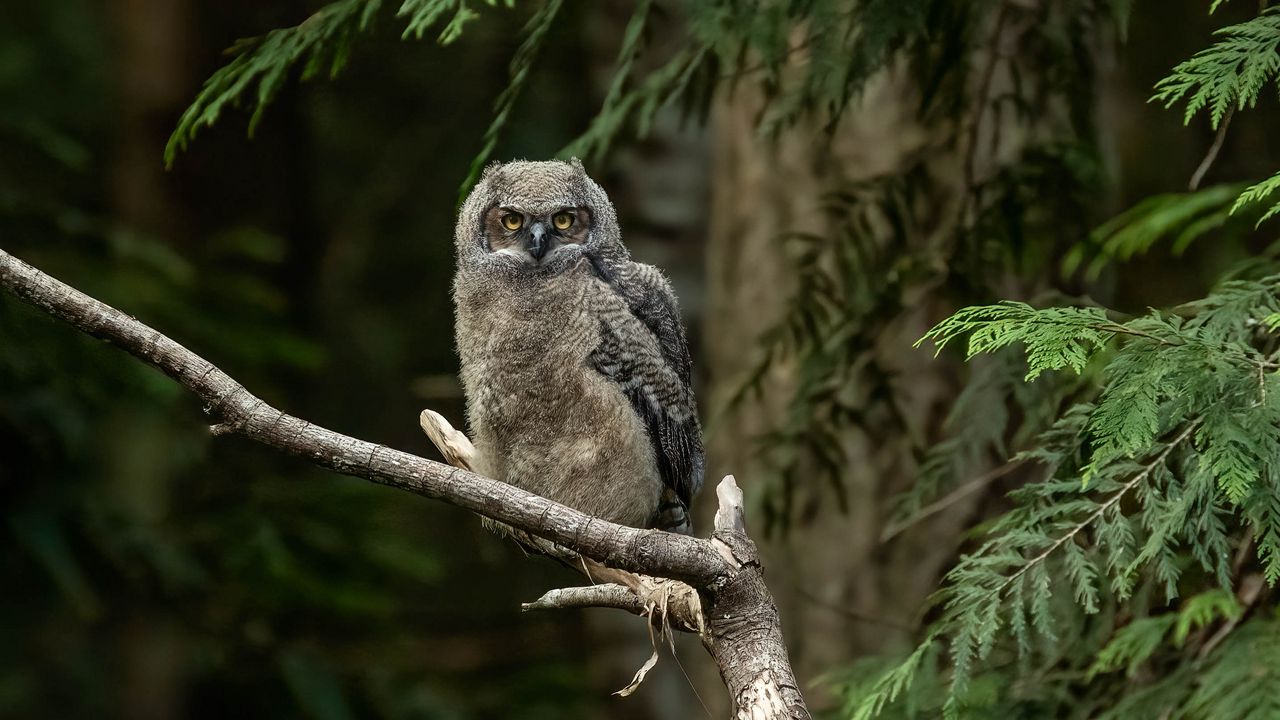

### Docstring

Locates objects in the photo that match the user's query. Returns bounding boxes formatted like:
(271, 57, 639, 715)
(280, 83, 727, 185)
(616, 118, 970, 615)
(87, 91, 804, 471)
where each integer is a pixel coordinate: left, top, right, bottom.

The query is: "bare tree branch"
(879, 460, 1026, 542)
(419, 409, 476, 470)
(523, 584, 648, 613)
(522, 582, 705, 636)
(0, 247, 811, 719)
(0, 248, 721, 585)
(1189, 107, 1233, 191)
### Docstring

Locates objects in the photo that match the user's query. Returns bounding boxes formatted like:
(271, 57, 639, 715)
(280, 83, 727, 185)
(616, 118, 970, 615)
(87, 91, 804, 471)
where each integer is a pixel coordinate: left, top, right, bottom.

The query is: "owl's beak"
(525, 222, 550, 261)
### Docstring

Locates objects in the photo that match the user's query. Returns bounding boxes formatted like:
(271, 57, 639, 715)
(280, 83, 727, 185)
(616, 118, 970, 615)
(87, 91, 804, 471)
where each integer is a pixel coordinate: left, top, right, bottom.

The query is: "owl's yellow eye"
(552, 211, 574, 231)
(501, 213, 523, 231)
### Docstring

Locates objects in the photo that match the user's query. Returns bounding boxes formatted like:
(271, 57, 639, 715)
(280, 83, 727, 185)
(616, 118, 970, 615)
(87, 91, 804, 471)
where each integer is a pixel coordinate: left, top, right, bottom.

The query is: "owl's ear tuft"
(481, 161, 504, 181)
(566, 157, 586, 174)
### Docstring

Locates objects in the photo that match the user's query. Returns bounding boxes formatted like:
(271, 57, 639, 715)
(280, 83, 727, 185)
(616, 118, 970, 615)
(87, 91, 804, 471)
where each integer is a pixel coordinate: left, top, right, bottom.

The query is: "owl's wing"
(588, 260, 704, 531)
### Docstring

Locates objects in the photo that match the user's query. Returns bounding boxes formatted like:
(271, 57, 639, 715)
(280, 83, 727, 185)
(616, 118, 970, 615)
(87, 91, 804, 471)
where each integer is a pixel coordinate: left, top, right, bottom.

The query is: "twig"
(881, 460, 1026, 542)
(418, 410, 475, 470)
(523, 584, 646, 613)
(1197, 572, 1264, 660)
(1096, 322, 1183, 346)
(790, 585, 916, 632)
(523, 583, 704, 635)
(718, 33, 819, 82)
(1186, 535, 1264, 663)
(1189, 108, 1234, 191)
(1231, 535, 1254, 576)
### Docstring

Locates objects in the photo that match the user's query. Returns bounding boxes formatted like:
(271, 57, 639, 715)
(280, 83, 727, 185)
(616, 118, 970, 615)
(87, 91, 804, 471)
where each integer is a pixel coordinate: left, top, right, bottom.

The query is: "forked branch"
(0, 248, 809, 719)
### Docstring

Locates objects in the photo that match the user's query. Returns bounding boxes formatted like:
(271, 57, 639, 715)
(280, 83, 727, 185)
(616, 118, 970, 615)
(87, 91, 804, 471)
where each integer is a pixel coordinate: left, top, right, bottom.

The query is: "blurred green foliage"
(0, 1, 604, 717)
(9, 0, 1280, 717)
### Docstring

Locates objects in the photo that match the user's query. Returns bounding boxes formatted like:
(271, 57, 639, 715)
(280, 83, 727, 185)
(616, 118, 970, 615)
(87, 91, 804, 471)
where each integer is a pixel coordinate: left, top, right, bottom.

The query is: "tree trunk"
(108, 2, 193, 717)
(702, 70, 981, 711)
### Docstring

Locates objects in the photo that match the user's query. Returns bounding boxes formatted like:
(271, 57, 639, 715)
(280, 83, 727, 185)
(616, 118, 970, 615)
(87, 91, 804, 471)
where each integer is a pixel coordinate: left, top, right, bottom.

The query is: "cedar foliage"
(865, 273, 1280, 716)
(164, 0, 517, 167)
(166, 1, 1280, 717)
(838, 2, 1280, 715)
(165, 0, 1121, 529)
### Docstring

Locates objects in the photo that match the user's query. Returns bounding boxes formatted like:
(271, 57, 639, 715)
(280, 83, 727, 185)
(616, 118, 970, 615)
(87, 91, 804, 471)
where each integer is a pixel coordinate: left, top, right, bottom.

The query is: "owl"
(452, 158, 703, 534)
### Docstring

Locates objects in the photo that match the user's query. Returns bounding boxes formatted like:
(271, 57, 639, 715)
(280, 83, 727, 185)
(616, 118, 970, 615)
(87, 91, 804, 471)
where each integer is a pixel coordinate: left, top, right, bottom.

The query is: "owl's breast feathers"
(455, 257, 704, 532)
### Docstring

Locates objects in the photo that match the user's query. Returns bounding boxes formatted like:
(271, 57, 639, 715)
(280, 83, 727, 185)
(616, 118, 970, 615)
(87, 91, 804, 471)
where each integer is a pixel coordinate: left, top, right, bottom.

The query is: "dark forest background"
(3, 1, 1280, 719)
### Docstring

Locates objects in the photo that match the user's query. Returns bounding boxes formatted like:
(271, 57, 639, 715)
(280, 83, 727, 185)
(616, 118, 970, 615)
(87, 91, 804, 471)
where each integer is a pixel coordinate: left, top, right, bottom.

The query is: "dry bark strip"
(0, 247, 810, 719)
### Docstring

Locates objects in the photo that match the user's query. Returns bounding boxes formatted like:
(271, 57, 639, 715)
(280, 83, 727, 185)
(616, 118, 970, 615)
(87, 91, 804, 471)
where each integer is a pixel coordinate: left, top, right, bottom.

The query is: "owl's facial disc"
(484, 206, 592, 264)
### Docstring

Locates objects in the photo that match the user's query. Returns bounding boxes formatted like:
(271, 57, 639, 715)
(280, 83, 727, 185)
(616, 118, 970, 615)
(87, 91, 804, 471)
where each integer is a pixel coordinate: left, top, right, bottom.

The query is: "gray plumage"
(452, 158, 703, 533)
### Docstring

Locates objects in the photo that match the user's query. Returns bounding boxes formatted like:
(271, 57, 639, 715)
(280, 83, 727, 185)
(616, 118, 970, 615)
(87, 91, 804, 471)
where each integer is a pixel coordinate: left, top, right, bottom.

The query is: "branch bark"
(0, 247, 810, 719)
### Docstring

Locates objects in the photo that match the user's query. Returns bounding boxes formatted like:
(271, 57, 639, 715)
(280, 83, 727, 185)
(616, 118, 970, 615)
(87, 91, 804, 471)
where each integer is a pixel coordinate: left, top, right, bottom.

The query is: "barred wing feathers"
(587, 259, 704, 531)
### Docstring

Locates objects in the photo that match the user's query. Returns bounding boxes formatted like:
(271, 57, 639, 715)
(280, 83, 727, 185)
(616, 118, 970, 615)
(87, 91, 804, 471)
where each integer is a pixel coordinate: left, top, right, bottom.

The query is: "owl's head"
(455, 158, 625, 273)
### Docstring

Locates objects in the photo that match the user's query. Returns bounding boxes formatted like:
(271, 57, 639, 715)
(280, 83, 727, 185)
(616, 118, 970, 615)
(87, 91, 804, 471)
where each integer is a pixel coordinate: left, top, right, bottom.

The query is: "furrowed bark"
(0, 247, 810, 718)
(707, 478, 810, 718)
